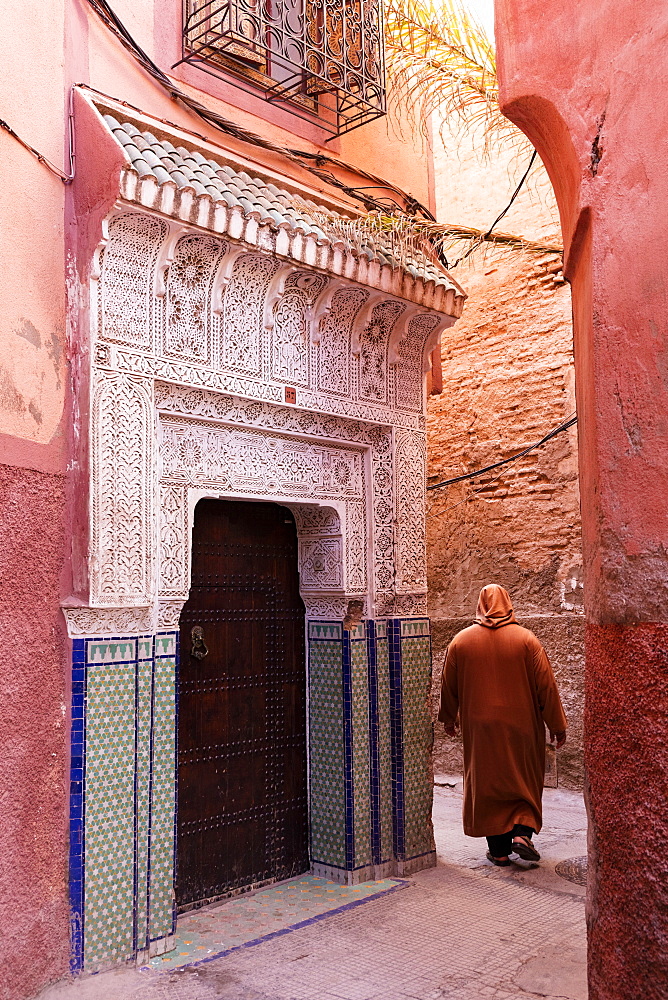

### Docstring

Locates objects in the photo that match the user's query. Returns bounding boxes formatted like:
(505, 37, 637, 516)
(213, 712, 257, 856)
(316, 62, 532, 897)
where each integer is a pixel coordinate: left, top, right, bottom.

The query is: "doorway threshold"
(142, 874, 409, 972)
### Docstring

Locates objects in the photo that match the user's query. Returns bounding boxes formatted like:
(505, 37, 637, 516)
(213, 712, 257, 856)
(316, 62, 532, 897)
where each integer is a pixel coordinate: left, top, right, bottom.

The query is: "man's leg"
(486, 831, 513, 859)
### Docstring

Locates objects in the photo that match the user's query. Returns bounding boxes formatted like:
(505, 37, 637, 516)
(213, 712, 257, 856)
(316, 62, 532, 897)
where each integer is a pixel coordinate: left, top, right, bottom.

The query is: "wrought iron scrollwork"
(179, 0, 386, 135)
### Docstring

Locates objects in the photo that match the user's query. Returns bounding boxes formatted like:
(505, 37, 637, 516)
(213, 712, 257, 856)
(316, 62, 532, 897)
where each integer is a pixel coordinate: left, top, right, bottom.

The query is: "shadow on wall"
(430, 614, 585, 790)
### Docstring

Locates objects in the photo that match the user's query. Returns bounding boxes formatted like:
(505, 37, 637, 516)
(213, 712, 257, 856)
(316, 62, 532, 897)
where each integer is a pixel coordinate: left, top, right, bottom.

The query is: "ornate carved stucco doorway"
(63, 94, 465, 973)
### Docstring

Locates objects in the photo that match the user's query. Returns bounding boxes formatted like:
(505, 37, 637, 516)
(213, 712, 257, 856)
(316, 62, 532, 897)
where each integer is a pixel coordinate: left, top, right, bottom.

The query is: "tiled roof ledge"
(119, 167, 463, 315)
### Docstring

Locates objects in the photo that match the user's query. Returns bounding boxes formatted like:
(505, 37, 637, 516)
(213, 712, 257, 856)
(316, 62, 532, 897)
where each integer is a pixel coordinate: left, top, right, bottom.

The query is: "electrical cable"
(447, 149, 539, 269)
(0, 89, 76, 183)
(427, 413, 577, 491)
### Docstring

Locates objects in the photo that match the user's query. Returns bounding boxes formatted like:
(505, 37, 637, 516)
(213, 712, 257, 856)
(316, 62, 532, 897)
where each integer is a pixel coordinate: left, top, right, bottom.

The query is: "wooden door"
(176, 499, 309, 908)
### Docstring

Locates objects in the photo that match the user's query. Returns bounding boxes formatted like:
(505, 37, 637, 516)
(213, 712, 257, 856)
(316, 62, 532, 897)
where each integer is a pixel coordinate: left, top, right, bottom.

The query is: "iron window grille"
(176, 0, 387, 135)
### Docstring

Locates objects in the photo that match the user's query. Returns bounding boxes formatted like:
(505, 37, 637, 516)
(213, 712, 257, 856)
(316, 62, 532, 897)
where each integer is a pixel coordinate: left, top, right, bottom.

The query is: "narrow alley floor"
(39, 780, 587, 1000)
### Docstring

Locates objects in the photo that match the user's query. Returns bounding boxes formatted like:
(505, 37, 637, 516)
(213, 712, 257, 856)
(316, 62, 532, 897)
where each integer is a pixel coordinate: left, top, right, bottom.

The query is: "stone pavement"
(38, 780, 587, 1000)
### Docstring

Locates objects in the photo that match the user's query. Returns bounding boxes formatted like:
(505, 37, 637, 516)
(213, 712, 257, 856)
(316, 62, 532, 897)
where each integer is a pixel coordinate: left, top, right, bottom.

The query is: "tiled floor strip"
(144, 875, 408, 971)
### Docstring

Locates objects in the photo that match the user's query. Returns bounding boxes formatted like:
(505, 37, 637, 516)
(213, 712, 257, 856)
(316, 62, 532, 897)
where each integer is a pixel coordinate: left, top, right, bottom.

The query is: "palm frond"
(313, 210, 562, 277)
(383, 0, 529, 153)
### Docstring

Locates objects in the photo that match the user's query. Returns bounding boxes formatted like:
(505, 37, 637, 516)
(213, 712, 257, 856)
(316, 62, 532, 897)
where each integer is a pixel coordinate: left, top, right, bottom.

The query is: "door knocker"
(191, 626, 209, 660)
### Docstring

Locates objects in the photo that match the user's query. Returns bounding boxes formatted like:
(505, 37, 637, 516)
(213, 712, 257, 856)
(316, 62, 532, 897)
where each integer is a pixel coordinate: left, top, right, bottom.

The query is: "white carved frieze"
(99, 213, 167, 349)
(271, 271, 328, 387)
(78, 200, 443, 635)
(358, 300, 405, 405)
(395, 428, 428, 593)
(316, 287, 367, 398)
(62, 605, 154, 637)
(163, 234, 228, 363)
(91, 373, 153, 607)
(299, 538, 343, 589)
(159, 419, 364, 498)
(220, 253, 279, 377)
(393, 313, 440, 412)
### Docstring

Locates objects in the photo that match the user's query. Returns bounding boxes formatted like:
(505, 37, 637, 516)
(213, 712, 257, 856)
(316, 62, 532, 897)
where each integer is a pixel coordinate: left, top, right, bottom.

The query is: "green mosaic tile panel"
(154, 632, 176, 657)
(351, 635, 371, 868)
(136, 640, 154, 951)
(86, 639, 136, 664)
(308, 639, 346, 866)
(400, 619, 430, 638)
(375, 634, 393, 862)
(400, 635, 435, 859)
(149, 648, 177, 941)
(84, 652, 136, 971)
(309, 622, 342, 640)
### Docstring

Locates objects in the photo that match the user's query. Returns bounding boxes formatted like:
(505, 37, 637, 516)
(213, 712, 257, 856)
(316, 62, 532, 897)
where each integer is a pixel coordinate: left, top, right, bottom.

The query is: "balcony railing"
(177, 0, 386, 135)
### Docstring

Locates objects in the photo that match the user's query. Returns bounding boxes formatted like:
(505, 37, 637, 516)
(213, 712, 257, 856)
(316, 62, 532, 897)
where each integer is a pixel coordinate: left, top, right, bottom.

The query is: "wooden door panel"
(176, 499, 309, 907)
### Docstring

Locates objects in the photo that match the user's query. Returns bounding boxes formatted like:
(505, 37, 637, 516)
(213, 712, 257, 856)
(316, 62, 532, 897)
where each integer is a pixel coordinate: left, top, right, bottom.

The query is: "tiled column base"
(69, 632, 177, 973)
(388, 619, 436, 870)
(307, 618, 435, 884)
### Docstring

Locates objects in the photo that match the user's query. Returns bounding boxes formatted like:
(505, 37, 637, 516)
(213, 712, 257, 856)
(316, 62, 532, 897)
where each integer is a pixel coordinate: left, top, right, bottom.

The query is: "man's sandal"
(512, 836, 540, 862)
(486, 851, 511, 867)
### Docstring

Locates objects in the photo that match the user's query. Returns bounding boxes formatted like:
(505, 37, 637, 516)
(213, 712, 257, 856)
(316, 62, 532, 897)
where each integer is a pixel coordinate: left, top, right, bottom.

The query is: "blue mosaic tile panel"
(308, 632, 346, 867)
(69, 639, 86, 973)
(83, 640, 137, 971)
(400, 630, 435, 860)
(148, 642, 177, 941)
(350, 631, 371, 869)
(387, 620, 405, 860)
(135, 638, 154, 953)
(375, 629, 393, 864)
(366, 621, 381, 866)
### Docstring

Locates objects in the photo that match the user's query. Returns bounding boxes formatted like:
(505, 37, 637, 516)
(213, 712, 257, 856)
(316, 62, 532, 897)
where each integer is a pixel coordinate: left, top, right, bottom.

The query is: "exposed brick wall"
(428, 133, 584, 789)
(427, 255, 582, 616)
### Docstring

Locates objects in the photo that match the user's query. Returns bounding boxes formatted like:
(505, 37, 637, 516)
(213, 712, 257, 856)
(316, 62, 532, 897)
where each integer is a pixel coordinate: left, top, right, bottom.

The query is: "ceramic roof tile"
(101, 111, 452, 286)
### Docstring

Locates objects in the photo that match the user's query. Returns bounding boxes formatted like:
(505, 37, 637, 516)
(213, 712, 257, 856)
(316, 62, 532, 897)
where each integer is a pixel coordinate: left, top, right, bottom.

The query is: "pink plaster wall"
(0, 465, 70, 1000)
(494, 2, 668, 995)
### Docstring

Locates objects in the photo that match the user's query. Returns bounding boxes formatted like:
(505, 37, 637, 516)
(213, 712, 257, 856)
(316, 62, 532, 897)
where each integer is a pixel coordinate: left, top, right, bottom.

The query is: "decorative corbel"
(350, 291, 386, 356)
(154, 225, 186, 299)
(422, 315, 457, 372)
(212, 246, 248, 315)
(387, 305, 423, 364)
(263, 264, 296, 333)
(90, 213, 113, 283)
(310, 278, 345, 344)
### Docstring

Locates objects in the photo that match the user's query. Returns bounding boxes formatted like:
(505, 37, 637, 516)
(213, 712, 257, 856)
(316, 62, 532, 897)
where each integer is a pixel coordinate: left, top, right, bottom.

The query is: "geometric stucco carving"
(90, 372, 153, 607)
(67, 202, 455, 636)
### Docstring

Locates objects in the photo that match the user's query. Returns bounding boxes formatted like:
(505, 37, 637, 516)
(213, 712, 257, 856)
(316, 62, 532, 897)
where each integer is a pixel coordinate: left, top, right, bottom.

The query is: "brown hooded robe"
(439, 585, 567, 837)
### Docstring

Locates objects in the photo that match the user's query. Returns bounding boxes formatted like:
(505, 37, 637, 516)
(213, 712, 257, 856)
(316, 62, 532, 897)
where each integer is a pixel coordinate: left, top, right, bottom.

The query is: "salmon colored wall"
(0, 0, 435, 996)
(0, 2, 71, 998)
(495, 1, 668, 996)
(0, 0, 68, 454)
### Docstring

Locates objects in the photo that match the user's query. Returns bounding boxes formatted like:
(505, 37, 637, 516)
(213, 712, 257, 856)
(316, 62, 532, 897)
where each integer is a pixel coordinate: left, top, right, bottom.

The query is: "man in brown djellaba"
(439, 584, 568, 866)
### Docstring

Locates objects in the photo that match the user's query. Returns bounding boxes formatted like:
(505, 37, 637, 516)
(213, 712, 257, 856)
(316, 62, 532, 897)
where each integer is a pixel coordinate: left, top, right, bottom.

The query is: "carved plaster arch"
(158, 492, 351, 628)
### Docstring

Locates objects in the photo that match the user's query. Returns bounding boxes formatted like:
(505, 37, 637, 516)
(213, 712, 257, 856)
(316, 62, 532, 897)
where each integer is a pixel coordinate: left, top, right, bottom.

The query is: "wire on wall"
(427, 413, 578, 491)
(0, 88, 75, 183)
